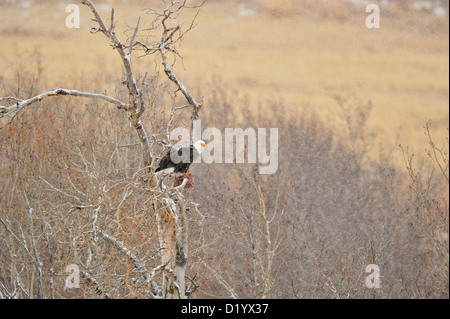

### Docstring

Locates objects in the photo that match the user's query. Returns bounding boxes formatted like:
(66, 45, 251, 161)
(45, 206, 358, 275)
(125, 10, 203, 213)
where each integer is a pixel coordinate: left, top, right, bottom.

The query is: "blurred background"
(0, 0, 448, 166)
(0, 0, 448, 299)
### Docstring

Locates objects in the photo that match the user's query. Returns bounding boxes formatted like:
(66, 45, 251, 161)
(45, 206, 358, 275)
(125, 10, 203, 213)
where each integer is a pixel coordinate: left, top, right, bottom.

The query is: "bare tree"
(0, 0, 206, 299)
(205, 166, 290, 299)
(400, 122, 449, 297)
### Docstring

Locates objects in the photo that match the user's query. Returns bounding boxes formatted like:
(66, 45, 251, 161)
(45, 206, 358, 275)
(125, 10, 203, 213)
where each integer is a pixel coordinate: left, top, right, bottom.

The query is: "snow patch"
(345, 0, 370, 7)
(433, 6, 448, 16)
(410, 1, 448, 16)
(411, 1, 433, 11)
(237, 2, 258, 17)
(21, 0, 31, 8)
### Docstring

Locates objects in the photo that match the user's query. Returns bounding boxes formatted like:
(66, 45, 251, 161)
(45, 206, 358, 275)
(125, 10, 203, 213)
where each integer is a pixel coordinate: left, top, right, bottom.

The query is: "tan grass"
(0, 0, 448, 166)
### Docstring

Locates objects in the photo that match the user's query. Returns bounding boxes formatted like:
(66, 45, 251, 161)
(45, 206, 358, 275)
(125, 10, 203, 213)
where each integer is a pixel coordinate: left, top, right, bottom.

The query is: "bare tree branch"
(0, 88, 130, 122)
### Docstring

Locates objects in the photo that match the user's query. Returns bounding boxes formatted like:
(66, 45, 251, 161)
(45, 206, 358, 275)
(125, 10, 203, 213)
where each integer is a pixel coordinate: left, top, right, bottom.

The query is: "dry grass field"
(0, 0, 448, 163)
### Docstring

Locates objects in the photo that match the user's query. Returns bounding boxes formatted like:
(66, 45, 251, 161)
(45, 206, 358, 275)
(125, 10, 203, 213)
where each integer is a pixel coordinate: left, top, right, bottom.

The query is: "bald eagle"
(155, 140, 206, 174)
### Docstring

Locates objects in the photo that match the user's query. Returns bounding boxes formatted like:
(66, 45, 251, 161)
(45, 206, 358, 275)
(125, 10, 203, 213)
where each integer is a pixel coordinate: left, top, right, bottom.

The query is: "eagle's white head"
(193, 140, 207, 154)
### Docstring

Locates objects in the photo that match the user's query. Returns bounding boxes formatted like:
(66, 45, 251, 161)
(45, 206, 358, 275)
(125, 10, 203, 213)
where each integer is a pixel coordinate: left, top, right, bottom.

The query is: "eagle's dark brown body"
(155, 145, 199, 173)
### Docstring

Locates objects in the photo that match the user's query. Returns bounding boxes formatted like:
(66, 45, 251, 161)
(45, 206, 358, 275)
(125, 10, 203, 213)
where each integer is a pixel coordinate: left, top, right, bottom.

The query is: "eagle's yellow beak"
(201, 143, 206, 148)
